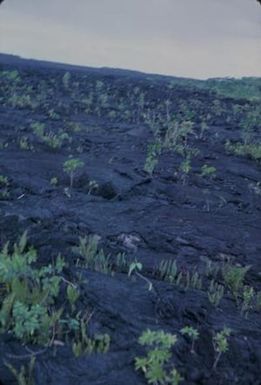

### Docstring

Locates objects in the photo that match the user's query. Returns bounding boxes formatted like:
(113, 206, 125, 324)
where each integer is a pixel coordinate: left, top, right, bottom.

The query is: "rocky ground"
(0, 56, 260, 385)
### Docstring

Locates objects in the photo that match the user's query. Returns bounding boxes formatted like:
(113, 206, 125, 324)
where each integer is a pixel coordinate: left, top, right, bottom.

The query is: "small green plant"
(43, 132, 70, 149)
(66, 122, 82, 133)
(204, 260, 220, 279)
(163, 119, 193, 150)
(128, 260, 143, 277)
(0, 232, 66, 344)
(189, 271, 202, 290)
(199, 121, 208, 139)
(248, 181, 261, 196)
(240, 286, 255, 317)
(88, 180, 99, 195)
(19, 136, 32, 151)
(0, 189, 9, 199)
(240, 109, 260, 138)
(74, 235, 112, 274)
(115, 252, 128, 271)
(144, 109, 158, 134)
(1, 69, 20, 82)
(72, 318, 110, 357)
(77, 234, 99, 260)
(0, 175, 9, 199)
(158, 259, 178, 283)
(212, 99, 223, 117)
(180, 326, 199, 353)
(144, 141, 162, 176)
(31, 122, 70, 149)
(225, 140, 261, 162)
(135, 329, 183, 385)
(31, 122, 45, 137)
(201, 164, 216, 178)
(212, 327, 231, 370)
(0, 175, 8, 186)
(9, 94, 32, 109)
(0, 233, 108, 353)
(47, 108, 60, 120)
(0, 140, 9, 149)
(128, 260, 153, 291)
(12, 302, 47, 341)
(179, 156, 191, 185)
(5, 356, 36, 385)
(63, 157, 84, 188)
(63, 71, 71, 89)
(50, 177, 58, 186)
(180, 157, 191, 175)
(67, 284, 80, 312)
(207, 280, 224, 307)
(222, 263, 250, 302)
(183, 270, 202, 291)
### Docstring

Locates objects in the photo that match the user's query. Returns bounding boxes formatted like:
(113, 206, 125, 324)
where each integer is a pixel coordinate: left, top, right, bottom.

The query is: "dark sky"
(0, 0, 260, 79)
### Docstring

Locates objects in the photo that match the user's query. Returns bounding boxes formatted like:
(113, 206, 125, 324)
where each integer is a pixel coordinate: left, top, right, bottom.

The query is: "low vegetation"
(0, 64, 260, 385)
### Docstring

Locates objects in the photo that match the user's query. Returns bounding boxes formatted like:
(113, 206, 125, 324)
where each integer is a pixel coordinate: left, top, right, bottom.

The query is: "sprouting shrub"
(180, 326, 199, 354)
(158, 262, 202, 291)
(9, 94, 33, 109)
(31, 122, 45, 137)
(0, 233, 110, 353)
(67, 284, 80, 312)
(128, 260, 143, 277)
(144, 109, 158, 134)
(199, 121, 208, 139)
(163, 120, 194, 150)
(63, 72, 71, 89)
(212, 327, 231, 370)
(184, 270, 202, 291)
(0, 232, 66, 344)
(204, 260, 220, 279)
(127, 259, 153, 291)
(115, 252, 128, 271)
(0, 140, 8, 150)
(0, 175, 8, 186)
(77, 234, 99, 259)
(179, 155, 191, 185)
(43, 131, 70, 149)
(47, 108, 60, 120)
(240, 109, 260, 143)
(159, 259, 178, 283)
(12, 301, 54, 342)
(208, 280, 224, 307)
(225, 140, 261, 162)
(74, 235, 112, 274)
(248, 181, 261, 196)
(222, 263, 250, 302)
(66, 121, 82, 133)
(144, 141, 162, 176)
(201, 164, 216, 178)
(177, 146, 199, 184)
(31, 122, 71, 149)
(240, 286, 255, 317)
(63, 157, 84, 188)
(1, 69, 20, 82)
(50, 177, 58, 186)
(0, 175, 9, 199)
(72, 317, 110, 357)
(88, 180, 99, 195)
(19, 136, 32, 151)
(135, 329, 183, 385)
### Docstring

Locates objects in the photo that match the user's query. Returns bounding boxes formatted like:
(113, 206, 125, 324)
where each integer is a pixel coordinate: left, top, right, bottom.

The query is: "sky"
(0, 0, 260, 79)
